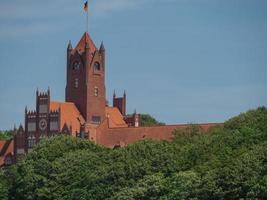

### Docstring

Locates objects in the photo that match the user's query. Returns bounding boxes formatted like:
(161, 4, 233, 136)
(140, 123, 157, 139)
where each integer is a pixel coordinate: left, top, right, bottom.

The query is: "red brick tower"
(65, 32, 106, 125)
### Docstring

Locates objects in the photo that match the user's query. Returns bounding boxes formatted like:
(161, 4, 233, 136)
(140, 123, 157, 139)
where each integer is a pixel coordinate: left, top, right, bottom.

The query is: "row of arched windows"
(72, 61, 101, 72)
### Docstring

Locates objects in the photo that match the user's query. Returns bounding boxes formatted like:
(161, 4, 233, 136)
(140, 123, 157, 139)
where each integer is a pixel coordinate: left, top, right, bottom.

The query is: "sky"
(0, 0, 267, 130)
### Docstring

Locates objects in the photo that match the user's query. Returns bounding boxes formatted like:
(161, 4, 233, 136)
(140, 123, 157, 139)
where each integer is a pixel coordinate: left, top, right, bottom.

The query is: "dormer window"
(94, 62, 100, 71)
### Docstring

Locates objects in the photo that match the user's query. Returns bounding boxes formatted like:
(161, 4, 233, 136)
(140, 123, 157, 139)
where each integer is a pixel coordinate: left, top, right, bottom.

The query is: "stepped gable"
(50, 102, 85, 135)
(105, 107, 128, 128)
(0, 140, 14, 167)
(73, 32, 97, 54)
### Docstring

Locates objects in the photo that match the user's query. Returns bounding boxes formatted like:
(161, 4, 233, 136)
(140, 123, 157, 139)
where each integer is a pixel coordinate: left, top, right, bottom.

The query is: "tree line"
(0, 107, 266, 199)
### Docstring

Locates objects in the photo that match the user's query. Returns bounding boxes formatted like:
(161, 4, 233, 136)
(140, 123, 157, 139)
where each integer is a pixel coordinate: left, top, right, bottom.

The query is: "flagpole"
(84, 1, 89, 33)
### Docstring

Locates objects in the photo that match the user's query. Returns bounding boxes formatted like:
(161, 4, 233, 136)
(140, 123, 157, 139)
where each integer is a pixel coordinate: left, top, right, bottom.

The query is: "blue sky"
(0, 0, 267, 130)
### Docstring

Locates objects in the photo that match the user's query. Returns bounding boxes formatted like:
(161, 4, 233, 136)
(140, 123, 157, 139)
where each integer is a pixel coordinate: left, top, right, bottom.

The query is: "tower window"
(73, 61, 80, 70)
(92, 116, 101, 124)
(74, 78, 79, 88)
(94, 62, 100, 71)
(94, 87, 99, 97)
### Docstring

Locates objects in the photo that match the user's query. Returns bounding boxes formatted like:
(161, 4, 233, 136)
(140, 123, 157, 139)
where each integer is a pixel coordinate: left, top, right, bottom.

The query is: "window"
(28, 136, 36, 148)
(28, 122, 36, 132)
(92, 116, 101, 124)
(39, 105, 48, 113)
(50, 121, 59, 131)
(94, 87, 99, 97)
(73, 61, 80, 70)
(5, 156, 12, 165)
(74, 78, 79, 88)
(94, 62, 100, 71)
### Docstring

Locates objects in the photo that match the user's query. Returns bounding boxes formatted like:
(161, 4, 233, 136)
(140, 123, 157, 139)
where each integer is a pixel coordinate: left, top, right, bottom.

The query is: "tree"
(140, 114, 165, 127)
(0, 170, 9, 200)
(0, 130, 15, 140)
(4, 107, 267, 200)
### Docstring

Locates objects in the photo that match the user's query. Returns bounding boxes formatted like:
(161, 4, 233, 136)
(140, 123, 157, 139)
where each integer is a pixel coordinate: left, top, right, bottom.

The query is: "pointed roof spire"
(68, 40, 73, 50)
(18, 124, 24, 131)
(100, 41, 105, 52)
(113, 90, 116, 98)
(75, 32, 96, 54)
(123, 90, 126, 97)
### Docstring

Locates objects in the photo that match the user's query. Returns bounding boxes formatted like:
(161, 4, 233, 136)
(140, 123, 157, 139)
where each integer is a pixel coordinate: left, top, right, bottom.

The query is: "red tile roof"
(0, 140, 14, 167)
(50, 102, 85, 136)
(106, 107, 128, 128)
(73, 32, 97, 54)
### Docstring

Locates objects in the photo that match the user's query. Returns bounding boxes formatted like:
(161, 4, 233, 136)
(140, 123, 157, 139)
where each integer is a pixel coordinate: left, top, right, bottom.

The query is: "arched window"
(94, 62, 100, 71)
(73, 61, 80, 70)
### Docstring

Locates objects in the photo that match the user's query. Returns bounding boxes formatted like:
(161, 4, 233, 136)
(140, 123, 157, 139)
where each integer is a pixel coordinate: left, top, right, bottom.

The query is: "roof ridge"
(51, 101, 75, 105)
(73, 32, 97, 54)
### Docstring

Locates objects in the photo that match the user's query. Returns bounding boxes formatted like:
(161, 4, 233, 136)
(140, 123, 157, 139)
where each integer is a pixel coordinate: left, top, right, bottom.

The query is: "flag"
(84, 1, 88, 12)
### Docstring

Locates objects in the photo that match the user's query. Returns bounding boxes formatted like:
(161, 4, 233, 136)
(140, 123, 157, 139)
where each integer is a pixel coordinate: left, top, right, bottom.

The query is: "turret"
(67, 40, 73, 50)
(99, 41, 105, 53)
(113, 91, 126, 116)
(99, 41, 105, 69)
(113, 90, 116, 99)
(67, 40, 73, 65)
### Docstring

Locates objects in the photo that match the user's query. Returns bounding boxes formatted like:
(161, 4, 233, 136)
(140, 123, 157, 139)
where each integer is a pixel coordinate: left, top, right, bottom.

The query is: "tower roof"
(74, 32, 97, 54)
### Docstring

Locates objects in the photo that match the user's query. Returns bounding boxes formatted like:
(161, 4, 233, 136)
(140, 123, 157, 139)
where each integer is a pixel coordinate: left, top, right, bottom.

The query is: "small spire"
(36, 87, 39, 95)
(67, 40, 73, 50)
(113, 90, 116, 98)
(123, 90, 126, 97)
(48, 87, 50, 95)
(25, 106, 28, 113)
(100, 41, 105, 52)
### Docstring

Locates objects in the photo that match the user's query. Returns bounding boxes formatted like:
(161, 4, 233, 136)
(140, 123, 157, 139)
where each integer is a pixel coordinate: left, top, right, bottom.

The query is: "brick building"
(0, 32, 221, 166)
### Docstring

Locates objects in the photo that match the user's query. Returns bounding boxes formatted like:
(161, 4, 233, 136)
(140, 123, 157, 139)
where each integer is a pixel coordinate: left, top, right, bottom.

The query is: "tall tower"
(65, 32, 106, 125)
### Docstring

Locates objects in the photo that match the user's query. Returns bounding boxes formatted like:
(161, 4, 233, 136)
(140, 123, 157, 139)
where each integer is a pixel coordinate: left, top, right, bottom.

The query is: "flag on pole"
(84, 1, 88, 12)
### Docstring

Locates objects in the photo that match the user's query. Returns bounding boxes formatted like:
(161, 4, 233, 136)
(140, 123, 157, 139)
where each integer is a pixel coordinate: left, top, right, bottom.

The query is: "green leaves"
(4, 106, 267, 199)
(0, 130, 15, 140)
(140, 114, 165, 127)
(0, 170, 9, 200)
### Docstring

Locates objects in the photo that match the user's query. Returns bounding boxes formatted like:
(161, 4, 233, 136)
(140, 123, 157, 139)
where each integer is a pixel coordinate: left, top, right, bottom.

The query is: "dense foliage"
(140, 114, 165, 127)
(0, 130, 15, 140)
(0, 170, 9, 200)
(4, 107, 267, 199)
